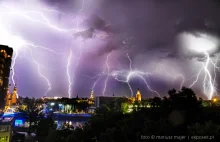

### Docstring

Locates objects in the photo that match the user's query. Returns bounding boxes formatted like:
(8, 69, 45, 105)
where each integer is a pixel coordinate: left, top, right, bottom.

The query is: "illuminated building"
(43, 96, 62, 100)
(4, 84, 18, 112)
(5, 86, 11, 107)
(0, 45, 13, 110)
(128, 97, 135, 103)
(90, 90, 94, 99)
(136, 88, 142, 101)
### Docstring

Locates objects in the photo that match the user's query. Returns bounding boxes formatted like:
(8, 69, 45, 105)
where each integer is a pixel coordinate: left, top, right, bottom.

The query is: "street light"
(212, 98, 217, 102)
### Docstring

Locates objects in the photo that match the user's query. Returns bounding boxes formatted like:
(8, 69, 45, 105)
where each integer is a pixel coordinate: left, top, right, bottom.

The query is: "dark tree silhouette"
(19, 97, 43, 134)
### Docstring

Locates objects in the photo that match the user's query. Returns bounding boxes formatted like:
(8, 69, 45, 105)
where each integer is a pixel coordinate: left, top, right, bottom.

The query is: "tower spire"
(90, 90, 94, 99)
(11, 83, 18, 104)
(136, 88, 142, 101)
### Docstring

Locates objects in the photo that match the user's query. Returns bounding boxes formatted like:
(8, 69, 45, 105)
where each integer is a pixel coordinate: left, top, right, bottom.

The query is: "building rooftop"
(0, 44, 13, 55)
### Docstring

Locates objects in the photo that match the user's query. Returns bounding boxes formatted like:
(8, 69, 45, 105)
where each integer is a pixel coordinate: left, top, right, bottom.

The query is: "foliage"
(46, 87, 220, 141)
(46, 129, 72, 142)
(18, 97, 44, 134)
(121, 102, 129, 114)
(187, 121, 220, 141)
(188, 121, 220, 136)
(36, 117, 56, 137)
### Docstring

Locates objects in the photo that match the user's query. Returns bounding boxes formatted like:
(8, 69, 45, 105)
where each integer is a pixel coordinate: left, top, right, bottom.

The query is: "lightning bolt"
(67, 42, 83, 98)
(28, 47, 52, 96)
(172, 74, 185, 90)
(2, 5, 80, 32)
(110, 53, 160, 97)
(189, 67, 203, 88)
(203, 51, 215, 100)
(0, 1, 87, 98)
(103, 52, 111, 96)
(87, 52, 160, 97)
(66, 0, 86, 98)
(188, 52, 219, 100)
(89, 53, 111, 95)
(67, 49, 73, 98)
(11, 49, 18, 86)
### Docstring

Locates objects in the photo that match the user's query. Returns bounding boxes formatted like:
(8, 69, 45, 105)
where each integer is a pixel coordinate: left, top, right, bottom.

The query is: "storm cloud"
(1, 0, 220, 99)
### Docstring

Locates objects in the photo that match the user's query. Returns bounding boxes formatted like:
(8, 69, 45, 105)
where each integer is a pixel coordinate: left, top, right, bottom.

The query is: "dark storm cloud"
(85, 0, 220, 97)
(43, 0, 220, 97)
(81, 14, 106, 30)
(175, 18, 220, 39)
(73, 28, 95, 40)
(8, 0, 220, 98)
(99, 0, 220, 56)
(97, 41, 119, 56)
(166, 52, 180, 59)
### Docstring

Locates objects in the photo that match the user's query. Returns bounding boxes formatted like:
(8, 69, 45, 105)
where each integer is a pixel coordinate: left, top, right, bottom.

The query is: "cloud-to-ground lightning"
(65, 0, 85, 98)
(11, 49, 18, 86)
(85, 52, 160, 97)
(203, 51, 215, 100)
(0, 19, 62, 97)
(156, 63, 185, 90)
(179, 32, 220, 100)
(102, 52, 112, 96)
(27, 46, 55, 96)
(189, 67, 203, 88)
(88, 52, 112, 96)
(0, 1, 86, 98)
(67, 49, 73, 98)
(2, 0, 220, 100)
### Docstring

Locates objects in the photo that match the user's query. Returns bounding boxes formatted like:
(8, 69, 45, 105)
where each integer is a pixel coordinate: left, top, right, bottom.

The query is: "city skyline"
(1, 0, 220, 99)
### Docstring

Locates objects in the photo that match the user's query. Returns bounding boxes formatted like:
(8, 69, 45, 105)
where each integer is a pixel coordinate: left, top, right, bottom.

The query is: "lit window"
(15, 120, 23, 126)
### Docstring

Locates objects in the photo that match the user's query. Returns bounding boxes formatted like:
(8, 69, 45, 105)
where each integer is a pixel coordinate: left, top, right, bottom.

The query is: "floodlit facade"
(136, 88, 142, 101)
(0, 45, 13, 110)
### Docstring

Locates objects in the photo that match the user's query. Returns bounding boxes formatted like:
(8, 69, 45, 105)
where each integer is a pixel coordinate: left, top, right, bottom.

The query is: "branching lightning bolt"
(0, 1, 86, 98)
(66, 0, 85, 98)
(87, 52, 160, 97)
(11, 49, 18, 86)
(28, 48, 52, 96)
(203, 51, 215, 100)
(102, 52, 111, 96)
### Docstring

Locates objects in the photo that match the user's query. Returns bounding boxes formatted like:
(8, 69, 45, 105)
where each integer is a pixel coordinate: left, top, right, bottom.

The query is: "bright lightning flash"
(0, 1, 80, 97)
(67, 49, 73, 98)
(86, 53, 160, 97)
(180, 32, 220, 100)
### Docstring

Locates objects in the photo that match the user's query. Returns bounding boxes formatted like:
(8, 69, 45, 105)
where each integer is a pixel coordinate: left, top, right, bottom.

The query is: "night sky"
(1, 0, 220, 99)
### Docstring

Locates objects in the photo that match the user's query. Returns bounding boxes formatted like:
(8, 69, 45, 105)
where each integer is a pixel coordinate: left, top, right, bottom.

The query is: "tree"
(46, 129, 72, 142)
(19, 97, 43, 134)
(187, 121, 220, 141)
(62, 88, 209, 142)
(36, 117, 56, 137)
(121, 102, 129, 113)
(168, 87, 201, 110)
(150, 97, 162, 108)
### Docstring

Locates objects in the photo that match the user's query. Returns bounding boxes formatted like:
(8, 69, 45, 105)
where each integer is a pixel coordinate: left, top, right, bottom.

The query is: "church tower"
(90, 90, 94, 99)
(11, 84, 17, 105)
(5, 85, 11, 107)
(136, 88, 142, 101)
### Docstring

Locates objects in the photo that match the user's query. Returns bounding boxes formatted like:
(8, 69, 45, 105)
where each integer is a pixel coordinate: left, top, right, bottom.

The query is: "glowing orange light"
(213, 98, 217, 102)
